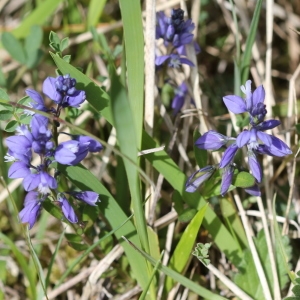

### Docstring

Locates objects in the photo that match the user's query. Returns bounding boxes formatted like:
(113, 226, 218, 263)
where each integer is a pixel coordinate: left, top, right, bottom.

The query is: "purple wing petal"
(252, 85, 265, 107)
(256, 119, 281, 131)
(179, 57, 195, 67)
(195, 130, 228, 150)
(65, 91, 86, 108)
(220, 165, 234, 196)
(19, 201, 41, 229)
(244, 184, 261, 197)
(185, 166, 215, 193)
(59, 196, 78, 223)
(257, 136, 292, 157)
(223, 95, 247, 114)
(8, 161, 31, 178)
(248, 153, 262, 182)
(155, 55, 170, 66)
(236, 130, 251, 148)
(43, 77, 62, 103)
(219, 144, 239, 168)
(257, 131, 272, 147)
(23, 174, 40, 191)
(72, 191, 99, 206)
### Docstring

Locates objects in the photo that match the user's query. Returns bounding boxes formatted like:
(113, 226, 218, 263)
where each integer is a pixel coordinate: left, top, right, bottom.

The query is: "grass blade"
(119, 0, 144, 148)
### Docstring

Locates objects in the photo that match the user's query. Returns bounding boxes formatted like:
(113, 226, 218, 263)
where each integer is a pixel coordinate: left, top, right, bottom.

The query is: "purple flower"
(223, 80, 267, 125)
(195, 130, 231, 150)
(220, 165, 234, 196)
(54, 140, 89, 165)
(155, 53, 194, 68)
(43, 74, 86, 108)
(19, 191, 42, 229)
(58, 194, 78, 223)
(186, 166, 216, 193)
(23, 170, 57, 194)
(171, 83, 188, 115)
(71, 191, 99, 206)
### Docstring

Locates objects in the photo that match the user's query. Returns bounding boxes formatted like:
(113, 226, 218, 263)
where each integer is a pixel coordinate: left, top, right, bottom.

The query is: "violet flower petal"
(220, 165, 234, 196)
(155, 55, 170, 66)
(248, 152, 262, 182)
(236, 130, 251, 148)
(257, 131, 272, 147)
(43, 77, 63, 103)
(252, 85, 265, 107)
(23, 173, 40, 191)
(195, 130, 228, 150)
(185, 166, 215, 193)
(223, 95, 247, 114)
(8, 161, 31, 178)
(19, 199, 41, 229)
(256, 119, 281, 131)
(58, 194, 78, 223)
(219, 144, 239, 168)
(74, 135, 103, 152)
(244, 184, 261, 197)
(72, 191, 99, 206)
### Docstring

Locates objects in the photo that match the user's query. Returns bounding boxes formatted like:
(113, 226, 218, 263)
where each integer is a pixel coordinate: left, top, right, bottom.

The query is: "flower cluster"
(155, 8, 199, 68)
(155, 8, 198, 115)
(186, 80, 292, 196)
(5, 74, 103, 229)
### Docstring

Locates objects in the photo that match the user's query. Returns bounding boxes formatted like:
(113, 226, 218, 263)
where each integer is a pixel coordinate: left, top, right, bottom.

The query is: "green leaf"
(172, 190, 184, 215)
(0, 89, 12, 111)
(4, 120, 18, 132)
(42, 200, 63, 220)
(24, 25, 43, 68)
(193, 242, 212, 266)
(87, 0, 106, 28)
(220, 198, 247, 250)
(65, 233, 82, 243)
(166, 204, 208, 292)
(0, 89, 10, 102)
(0, 110, 13, 121)
(241, 0, 263, 84)
(49, 31, 61, 46)
(178, 208, 197, 223)
(1, 32, 26, 64)
(110, 71, 154, 296)
(60, 37, 69, 52)
(63, 55, 71, 63)
(19, 114, 32, 125)
(232, 171, 255, 188)
(193, 129, 208, 168)
(12, 0, 63, 38)
(16, 96, 31, 113)
(119, 0, 144, 148)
